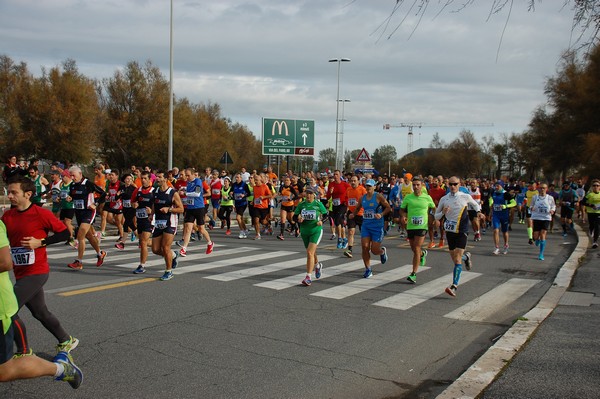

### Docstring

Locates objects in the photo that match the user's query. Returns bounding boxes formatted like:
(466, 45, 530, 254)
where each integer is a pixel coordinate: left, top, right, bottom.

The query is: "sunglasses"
(449, 182, 459, 186)
(593, 184, 600, 187)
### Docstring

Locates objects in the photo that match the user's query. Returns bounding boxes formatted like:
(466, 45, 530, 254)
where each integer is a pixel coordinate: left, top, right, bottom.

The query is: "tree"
(446, 130, 482, 177)
(344, 148, 362, 171)
(318, 148, 336, 171)
(371, 144, 398, 172)
(430, 132, 446, 149)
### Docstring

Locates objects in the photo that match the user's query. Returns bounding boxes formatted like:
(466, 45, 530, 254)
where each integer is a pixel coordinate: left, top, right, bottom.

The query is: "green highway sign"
(262, 118, 315, 156)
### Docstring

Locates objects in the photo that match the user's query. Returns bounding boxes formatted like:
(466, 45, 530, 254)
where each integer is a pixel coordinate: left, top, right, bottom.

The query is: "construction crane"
(383, 122, 494, 154)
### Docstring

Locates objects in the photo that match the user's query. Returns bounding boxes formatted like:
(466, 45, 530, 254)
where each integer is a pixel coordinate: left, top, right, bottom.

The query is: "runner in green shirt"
(294, 188, 328, 286)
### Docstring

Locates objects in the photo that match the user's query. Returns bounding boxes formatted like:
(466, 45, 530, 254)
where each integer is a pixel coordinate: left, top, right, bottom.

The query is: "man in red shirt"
(428, 177, 447, 248)
(326, 170, 350, 249)
(1, 176, 79, 357)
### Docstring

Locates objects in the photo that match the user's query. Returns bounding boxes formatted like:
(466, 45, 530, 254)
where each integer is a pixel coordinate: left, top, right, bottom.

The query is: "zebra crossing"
(46, 235, 541, 322)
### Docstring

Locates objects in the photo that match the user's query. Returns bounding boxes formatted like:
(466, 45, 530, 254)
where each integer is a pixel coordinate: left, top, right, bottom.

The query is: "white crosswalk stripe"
(373, 272, 482, 310)
(444, 278, 540, 321)
(206, 255, 338, 282)
(311, 265, 429, 300)
(254, 259, 379, 290)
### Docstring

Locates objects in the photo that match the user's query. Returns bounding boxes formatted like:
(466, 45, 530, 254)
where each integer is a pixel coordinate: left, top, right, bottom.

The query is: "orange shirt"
(252, 184, 271, 209)
(94, 175, 106, 198)
(346, 185, 367, 215)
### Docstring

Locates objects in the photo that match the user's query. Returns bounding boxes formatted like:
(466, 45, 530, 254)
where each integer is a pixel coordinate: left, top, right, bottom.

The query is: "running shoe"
(96, 251, 107, 267)
(528, 238, 534, 245)
(315, 262, 323, 279)
(363, 268, 373, 279)
(115, 241, 125, 250)
(254, 234, 262, 240)
(445, 284, 457, 297)
(502, 244, 509, 255)
(294, 230, 300, 238)
(101, 231, 106, 238)
(406, 272, 417, 284)
(380, 246, 388, 264)
(238, 232, 247, 239)
(420, 249, 428, 266)
(133, 265, 146, 274)
(206, 241, 214, 254)
(172, 250, 179, 269)
(592, 242, 598, 249)
(130, 231, 136, 242)
(342, 238, 348, 249)
(343, 250, 353, 258)
(175, 239, 184, 247)
(474, 232, 481, 242)
(464, 251, 472, 271)
(538, 255, 545, 261)
(68, 237, 77, 248)
(53, 351, 83, 389)
(562, 232, 568, 237)
(160, 270, 174, 281)
(277, 234, 285, 240)
(428, 242, 437, 248)
(68, 260, 83, 270)
(190, 233, 197, 241)
(438, 239, 445, 248)
(226, 229, 231, 236)
(330, 233, 337, 240)
(56, 336, 79, 354)
(12, 348, 33, 359)
(179, 247, 187, 257)
(301, 275, 312, 286)
(336, 238, 342, 249)
(492, 247, 500, 255)
(95, 231, 102, 240)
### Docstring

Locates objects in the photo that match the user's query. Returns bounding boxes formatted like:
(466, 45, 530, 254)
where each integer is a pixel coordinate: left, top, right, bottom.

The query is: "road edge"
(435, 224, 589, 399)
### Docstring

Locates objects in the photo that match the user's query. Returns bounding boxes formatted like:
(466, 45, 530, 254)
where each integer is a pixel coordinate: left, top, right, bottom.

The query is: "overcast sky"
(0, 0, 579, 160)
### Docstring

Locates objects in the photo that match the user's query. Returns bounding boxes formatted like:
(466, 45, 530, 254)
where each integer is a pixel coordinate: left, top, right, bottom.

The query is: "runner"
(559, 181, 579, 237)
(251, 174, 272, 240)
(530, 183, 557, 260)
(66, 166, 106, 270)
(48, 170, 62, 218)
(232, 173, 251, 239)
(1, 176, 79, 357)
(131, 171, 155, 274)
(581, 179, 600, 249)
(294, 187, 328, 286)
(94, 164, 108, 238)
(467, 178, 483, 242)
(105, 169, 126, 250)
(58, 170, 76, 246)
(435, 176, 486, 297)
(0, 220, 82, 388)
(26, 166, 48, 206)
(490, 180, 516, 255)
(326, 170, 350, 249)
(179, 168, 213, 256)
(400, 177, 435, 283)
(121, 174, 138, 243)
(428, 177, 447, 248)
(277, 176, 299, 240)
(523, 181, 539, 245)
(344, 175, 367, 258)
(210, 169, 223, 228)
(151, 171, 184, 281)
(217, 176, 234, 236)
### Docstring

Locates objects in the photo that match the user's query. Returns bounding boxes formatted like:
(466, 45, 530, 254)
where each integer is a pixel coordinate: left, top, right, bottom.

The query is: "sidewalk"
(438, 223, 599, 398)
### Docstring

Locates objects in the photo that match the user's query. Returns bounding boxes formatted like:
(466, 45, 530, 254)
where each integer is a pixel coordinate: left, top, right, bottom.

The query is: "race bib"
(60, 191, 68, 199)
(123, 199, 132, 208)
(363, 209, 375, 219)
(444, 220, 457, 232)
(348, 198, 357, 206)
(411, 216, 424, 226)
(332, 198, 341, 206)
(136, 208, 148, 219)
(11, 247, 35, 266)
(74, 199, 85, 210)
(493, 204, 504, 212)
(301, 210, 317, 220)
(281, 196, 290, 202)
(212, 189, 220, 195)
(254, 198, 262, 205)
(234, 193, 244, 200)
(538, 206, 548, 214)
(154, 219, 167, 229)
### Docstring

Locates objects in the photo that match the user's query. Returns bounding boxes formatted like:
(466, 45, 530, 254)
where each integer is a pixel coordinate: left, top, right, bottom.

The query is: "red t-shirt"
(327, 180, 351, 206)
(1, 205, 68, 279)
(428, 187, 447, 206)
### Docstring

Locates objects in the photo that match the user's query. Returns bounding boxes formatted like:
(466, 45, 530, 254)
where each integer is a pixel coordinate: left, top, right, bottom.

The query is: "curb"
(436, 224, 589, 399)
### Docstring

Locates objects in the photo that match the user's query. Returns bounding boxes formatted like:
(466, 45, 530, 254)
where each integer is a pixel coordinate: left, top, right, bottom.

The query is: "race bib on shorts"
(123, 199, 132, 208)
(301, 210, 317, 220)
(136, 208, 148, 219)
(11, 247, 35, 266)
(154, 219, 167, 229)
(74, 199, 85, 210)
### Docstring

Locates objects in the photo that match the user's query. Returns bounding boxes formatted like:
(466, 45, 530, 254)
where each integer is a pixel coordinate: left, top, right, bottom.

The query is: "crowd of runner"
(1, 154, 599, 388)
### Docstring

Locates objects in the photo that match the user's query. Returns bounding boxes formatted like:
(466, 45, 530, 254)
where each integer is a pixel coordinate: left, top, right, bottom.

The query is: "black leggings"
(589, 213, 599, 243)
(12, 274, 70, 353)
(218, 206, 233, 229)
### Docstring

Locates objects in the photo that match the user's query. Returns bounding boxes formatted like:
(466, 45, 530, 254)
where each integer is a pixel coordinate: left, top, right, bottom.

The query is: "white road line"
(311, 265, 424, 299)
(206, 255, 338, 282)
(444, 278, 540, 322)
(373, 272, 482, 310)
(172, 251, 298, 275)
(254, 259, 379, 290)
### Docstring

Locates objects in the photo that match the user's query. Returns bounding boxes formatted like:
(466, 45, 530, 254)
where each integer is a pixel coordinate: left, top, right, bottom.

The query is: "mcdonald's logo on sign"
(271, 120, 289, 136)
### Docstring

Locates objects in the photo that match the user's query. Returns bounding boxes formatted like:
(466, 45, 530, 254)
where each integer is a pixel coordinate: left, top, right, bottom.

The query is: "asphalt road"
(0, 219, 575, 398)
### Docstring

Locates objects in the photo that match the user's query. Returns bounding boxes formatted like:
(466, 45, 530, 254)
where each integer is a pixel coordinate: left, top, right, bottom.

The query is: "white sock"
(54, 363, 65, 377)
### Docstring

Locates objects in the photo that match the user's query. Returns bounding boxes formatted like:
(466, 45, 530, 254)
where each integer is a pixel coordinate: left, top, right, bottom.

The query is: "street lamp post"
(329, 58, 350, 171)
(168, 0, 174, 170)
(338, 99, 350, 170)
